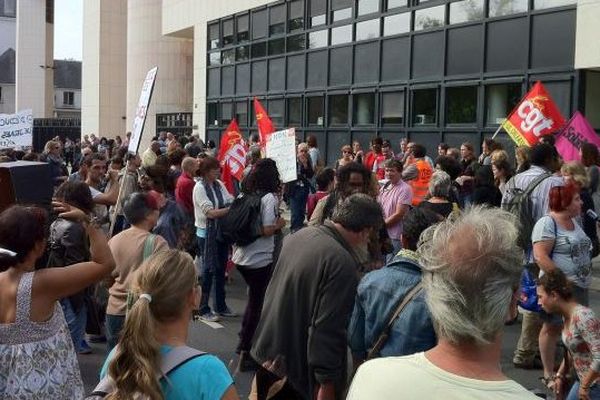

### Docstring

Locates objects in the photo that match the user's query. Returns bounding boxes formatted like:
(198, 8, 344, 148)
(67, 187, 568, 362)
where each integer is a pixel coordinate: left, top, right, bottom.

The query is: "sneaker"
(199, 312, 220, 323)
(79, 340, 92, 355)
(216, 308, 238, 318)
(513, 357, 543, 370)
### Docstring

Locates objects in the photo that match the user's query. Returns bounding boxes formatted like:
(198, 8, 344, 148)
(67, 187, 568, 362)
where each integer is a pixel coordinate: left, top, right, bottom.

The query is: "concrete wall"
(81, 0, 127, 138)
(575, 0, 600, 70)
(0, 16, 15, 54)
(0, 84, 15, 114)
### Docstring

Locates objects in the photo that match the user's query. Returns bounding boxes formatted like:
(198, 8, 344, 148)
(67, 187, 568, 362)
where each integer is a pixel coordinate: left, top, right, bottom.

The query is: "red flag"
(218, 119, 246, 194)
(253, 97, 275, 147)
(501, 81, 566, 147)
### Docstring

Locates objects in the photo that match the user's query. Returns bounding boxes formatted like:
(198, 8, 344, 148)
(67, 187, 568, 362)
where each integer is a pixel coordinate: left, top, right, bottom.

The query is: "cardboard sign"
(265, 128, 297, 183)
(128, 66, 158, 155)
(0, 109, 33, 150)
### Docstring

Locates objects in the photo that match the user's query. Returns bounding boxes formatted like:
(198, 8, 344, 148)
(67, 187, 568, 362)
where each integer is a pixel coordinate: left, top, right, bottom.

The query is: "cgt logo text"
(517, 100, 554, 137)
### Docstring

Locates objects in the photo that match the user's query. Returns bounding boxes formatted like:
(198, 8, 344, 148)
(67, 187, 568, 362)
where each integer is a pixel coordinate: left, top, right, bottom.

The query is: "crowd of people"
(1, 128, 600, 400)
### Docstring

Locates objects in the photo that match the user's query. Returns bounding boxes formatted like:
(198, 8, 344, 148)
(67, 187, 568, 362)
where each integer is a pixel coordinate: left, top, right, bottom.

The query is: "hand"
(315, 383, 335, 400)
(276, 217, 287, 230)
(108, 169, 119, 182)
(553, 377, 564, 398)
(52, 201, 88, 223)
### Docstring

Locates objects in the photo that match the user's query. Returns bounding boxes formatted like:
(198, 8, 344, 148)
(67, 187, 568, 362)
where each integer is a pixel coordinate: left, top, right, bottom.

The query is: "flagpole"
(491, 120, 505, 140)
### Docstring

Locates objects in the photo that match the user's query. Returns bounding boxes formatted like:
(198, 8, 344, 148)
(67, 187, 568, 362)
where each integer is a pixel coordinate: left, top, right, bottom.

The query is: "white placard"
(265, 128, 297, 183)
(128, 66, 158, 155)
(0, 109, 33, 150)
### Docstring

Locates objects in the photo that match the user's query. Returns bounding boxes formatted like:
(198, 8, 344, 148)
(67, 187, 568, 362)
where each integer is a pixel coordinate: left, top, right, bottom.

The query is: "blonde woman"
(100, 250, 239, 400)
(336, 145, 354, 169)
(515, 146, 531, 174)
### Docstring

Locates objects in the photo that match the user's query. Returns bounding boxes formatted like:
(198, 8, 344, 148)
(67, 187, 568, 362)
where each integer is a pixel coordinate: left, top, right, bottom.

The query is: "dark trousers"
(254, 366, 304, 400)
(199, 237, 229, 315)
(289, 184, 309, 232)
(105, 314, 125, 352)
(237, 264, 273, 353)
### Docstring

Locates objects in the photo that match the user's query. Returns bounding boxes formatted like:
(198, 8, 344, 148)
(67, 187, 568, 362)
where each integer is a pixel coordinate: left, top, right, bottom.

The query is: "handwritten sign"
(265, 128, 297, 183)
(128, 66, 158, 155)
(0, 109, 33, 150)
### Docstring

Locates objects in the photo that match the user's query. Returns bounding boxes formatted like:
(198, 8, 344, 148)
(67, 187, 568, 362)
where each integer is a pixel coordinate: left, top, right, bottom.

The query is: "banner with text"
(555, 112, 600, 162)
(0, 109, 33, 150)
(502, 81, 566, 147)
(265, 128, 297, 183)
(128, 66, 158, 155)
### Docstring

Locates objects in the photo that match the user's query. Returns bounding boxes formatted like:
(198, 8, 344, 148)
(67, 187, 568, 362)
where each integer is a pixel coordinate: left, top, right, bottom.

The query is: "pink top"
(562, 305, 600, 383)
(378, 180, 413, 240)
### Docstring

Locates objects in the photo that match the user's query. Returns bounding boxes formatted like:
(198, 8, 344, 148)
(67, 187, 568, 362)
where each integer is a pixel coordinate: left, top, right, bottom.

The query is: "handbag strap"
(143, 233, 157, 261)
(367, 281, 423, 360)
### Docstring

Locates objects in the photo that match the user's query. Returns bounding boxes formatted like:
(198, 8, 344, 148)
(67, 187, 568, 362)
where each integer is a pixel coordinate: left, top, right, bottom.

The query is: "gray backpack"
(86, 346, 206, 399)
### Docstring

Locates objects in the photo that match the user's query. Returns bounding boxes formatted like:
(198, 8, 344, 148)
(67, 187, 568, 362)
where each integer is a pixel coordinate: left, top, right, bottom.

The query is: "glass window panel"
(308, 29, 329, 48)
(221, 102, 233, 125)
(353, 93, 375, 125)
(534, 0, 576, 9)
(268, 99, 285, 127)
(236, 101, 248, 126)
(223, 19, 234, 46)
(485, 83, 521, 125)
(449, 0, 484, 25)
(446, 86, 478, 124)
(253, 9, 268, 39)
(333, 8, 352, 21)
(209, 52, 221, 66)
(269, 38, 286, 55)
(331, 24, 353, 45)
(237, 15, 250, 42)
(358, 0, 379, 16)
(236, 46, 249, 61)
(289, 0, 305, 32)
(384, 13, 410, 36)
(312, 14, 327, 26)
(207, 103, 219, 126)
(387, 0, 407, 10)
(288, 98, 303, 125)
(412, 89, 437, 125)
(287, 34, 306, 52)
(208, 24, 219, 49)
(414, 5, 445, 31)
(311, 0, 326, 15)
(308, 96, 325, 125)
(221, 49, 235, 64)
(270, 5, 286, 35)
(356, 19, 380, 41)
(251, 42, 267, 58)
(382, 92, 405, 125)
(329, 95, 349, 125)
(489, 0, 528, 17)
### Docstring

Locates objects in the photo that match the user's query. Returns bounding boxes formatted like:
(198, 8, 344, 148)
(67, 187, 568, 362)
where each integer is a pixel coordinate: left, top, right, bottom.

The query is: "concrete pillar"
(15, 0, 53, 117)
(126, 0, 193, 154)
(81, 0, 127, 139)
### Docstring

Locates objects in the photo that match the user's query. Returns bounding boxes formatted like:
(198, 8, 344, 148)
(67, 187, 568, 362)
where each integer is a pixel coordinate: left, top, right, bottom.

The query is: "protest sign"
(0, 109, 33, 150)
(128, 66, 158, 155)
(555, 112, 600, 162)
(265, 128, 297, 183)
(500, 82, 566, 147)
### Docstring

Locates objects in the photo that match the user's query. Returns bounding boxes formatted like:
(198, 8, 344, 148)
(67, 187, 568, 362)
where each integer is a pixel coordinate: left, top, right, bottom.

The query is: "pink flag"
(555, 112, 600, 162)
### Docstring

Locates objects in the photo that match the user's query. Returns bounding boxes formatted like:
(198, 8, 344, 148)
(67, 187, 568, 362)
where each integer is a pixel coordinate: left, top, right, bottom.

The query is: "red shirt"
(175, 173, 195, 214)
(306, 191, 329, 221)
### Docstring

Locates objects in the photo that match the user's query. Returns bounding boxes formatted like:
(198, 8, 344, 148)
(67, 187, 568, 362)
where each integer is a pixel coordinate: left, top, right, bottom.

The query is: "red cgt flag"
(501, 81, 566, 147)
(218, 119, 246, 194)
(253, 97, 275, 148)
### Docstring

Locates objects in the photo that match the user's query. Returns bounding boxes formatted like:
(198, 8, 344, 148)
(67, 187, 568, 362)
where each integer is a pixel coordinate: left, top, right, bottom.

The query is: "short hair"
(331, 193, 384, 233)
(581, 143, 599, 167)
(530, 143, 558, 168)
(402, 208, 441, 251)
(434, 155, 461, 180)
(537, 269, 573, 301)
(412, 144, 427, 158)
(110, 156, 124, 168)
(55, 181, 95, 214)
(417, 206, 522, 345)
(336, 162, 372, 193)
(539, 134, 556, 147)
(44, 140, 60, 153)
(306, 134, 318, 148)
(548, 182, 577, 212)
(181, 157, 198, 174)
(197, 156, 220, 177)
(446, 148, 460, 160)
(561, 161, 589, 188)
(83, 153, 106, 168)
(167, 149, 186, 166)
(384, 159, 403, 172)
(371, 137, 383, 146)
(428, 170, 451, 198)
(438, 143, 449, 151)
(315, 168, 335, 191)
(123, 192, 160, 225)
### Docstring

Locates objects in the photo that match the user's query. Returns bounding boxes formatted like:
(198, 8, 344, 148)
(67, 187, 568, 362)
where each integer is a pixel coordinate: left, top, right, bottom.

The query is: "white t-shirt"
(347, 352, 539, 400)
(89, 186, 109, 232)
(231, 193, 278, 269)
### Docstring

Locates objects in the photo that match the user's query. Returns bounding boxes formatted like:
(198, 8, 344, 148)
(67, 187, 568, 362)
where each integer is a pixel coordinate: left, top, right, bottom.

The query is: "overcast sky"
(53, 0, 82, 61)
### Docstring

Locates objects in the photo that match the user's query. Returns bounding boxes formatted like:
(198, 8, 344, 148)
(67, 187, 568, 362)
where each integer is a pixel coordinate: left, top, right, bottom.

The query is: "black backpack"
(220, 192, 264, 246)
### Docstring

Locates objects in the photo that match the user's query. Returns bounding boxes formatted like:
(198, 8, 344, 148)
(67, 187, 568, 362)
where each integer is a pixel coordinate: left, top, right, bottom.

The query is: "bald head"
(182, 156, 199, 176)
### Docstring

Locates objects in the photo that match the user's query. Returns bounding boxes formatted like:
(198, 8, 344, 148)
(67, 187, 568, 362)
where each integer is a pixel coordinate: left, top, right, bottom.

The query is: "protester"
(0, 203, 115, 398)
(479, 138, 499, 166)
(347, 207, 539, 399)
(285, 142, 314, 232)
(185, 134, 204, 158)
(306, 134, 321, 172)
(105, 192, 168, 350)
(348, 208, 440, 368)
(142, 141, 161, 168)
(42, 139, 68, 187)
(456, 142, 478, 206)
(111, 153, 141, 235)
(193, 156, 234, 322)
(307, 167, 335, 221)
(363, 137, 384, 172)
(84, 153, 119, 233)
(250, 194, 384, 400)
(437, 142, 448, 156)
(175, 156, 199, 215)
(100, 250, 239, 400)
(516, 145, 532, 174)
(581, 142, 600, 212)
(403, 144, 433, 206)
(537, 270, 600, 400)
(471, 165, 502, 207)
(492, 156, 514, 196)
(336, 144, 354, 169)
(353, 140, 364, 164)
(378, 159, 412, 261)
(533, 182, 592, 384)
(417, 170, 456, 218)
(148, 190, 190, 250)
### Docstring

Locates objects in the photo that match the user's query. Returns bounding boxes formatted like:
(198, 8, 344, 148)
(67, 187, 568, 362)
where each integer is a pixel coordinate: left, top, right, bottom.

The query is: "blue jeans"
(567, 381, 600, 400)
(105, 314, 126, 352)
(289, 184, 309, 232)
(199, 237, 229, 315)
(60, 299, 87, 353)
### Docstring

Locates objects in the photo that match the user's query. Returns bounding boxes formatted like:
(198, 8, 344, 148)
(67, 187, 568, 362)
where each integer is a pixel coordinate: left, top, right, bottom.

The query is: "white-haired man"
(347, 207, 539, 399)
